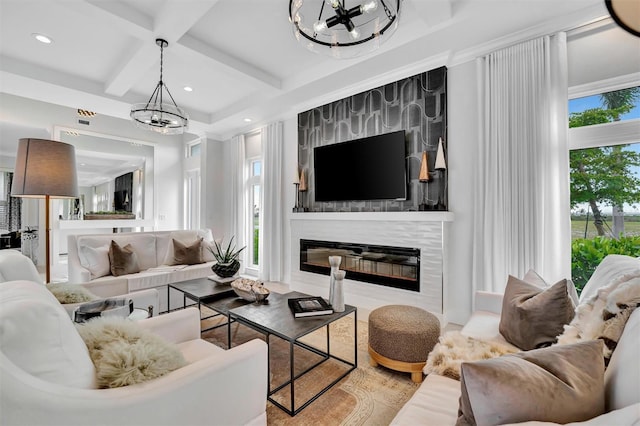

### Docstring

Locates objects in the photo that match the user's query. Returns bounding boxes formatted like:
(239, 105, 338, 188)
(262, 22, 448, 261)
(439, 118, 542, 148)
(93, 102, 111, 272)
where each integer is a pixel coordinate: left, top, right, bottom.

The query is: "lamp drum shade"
(11, 139, 79, 198)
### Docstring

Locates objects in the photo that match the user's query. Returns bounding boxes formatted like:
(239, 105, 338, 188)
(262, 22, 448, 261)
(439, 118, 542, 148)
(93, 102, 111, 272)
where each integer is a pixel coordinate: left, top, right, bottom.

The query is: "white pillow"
(0, 281, 96, 389)
(79, 245, 110, 279)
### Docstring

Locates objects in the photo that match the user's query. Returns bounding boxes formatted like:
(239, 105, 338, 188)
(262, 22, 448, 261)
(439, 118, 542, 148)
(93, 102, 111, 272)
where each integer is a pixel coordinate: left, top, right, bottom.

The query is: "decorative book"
(288, 296, 333, 318)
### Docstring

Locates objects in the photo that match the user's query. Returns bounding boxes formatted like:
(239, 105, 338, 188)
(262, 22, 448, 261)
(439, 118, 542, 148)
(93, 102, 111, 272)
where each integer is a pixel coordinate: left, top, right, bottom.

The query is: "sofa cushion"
(390, 373, 461, 426)
(499, 276, 575, 350)
(579, 254, 640, 303)
(457, 340, 605, 426)
(76, 316, 187, 388)
(171, 238, 205, 265)
(109, 240, 141, 277)
(0, 280, 96, 389)
(79, 245, 111, 279)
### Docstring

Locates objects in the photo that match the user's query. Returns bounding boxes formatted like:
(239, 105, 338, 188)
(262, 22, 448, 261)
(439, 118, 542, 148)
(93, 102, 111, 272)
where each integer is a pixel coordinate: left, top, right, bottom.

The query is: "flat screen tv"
(314, 130, 407, 202)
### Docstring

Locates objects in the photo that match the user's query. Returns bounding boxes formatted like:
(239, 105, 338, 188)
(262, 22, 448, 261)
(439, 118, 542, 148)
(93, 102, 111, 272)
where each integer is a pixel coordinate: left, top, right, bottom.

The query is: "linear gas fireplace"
(300, 239, 420, 291)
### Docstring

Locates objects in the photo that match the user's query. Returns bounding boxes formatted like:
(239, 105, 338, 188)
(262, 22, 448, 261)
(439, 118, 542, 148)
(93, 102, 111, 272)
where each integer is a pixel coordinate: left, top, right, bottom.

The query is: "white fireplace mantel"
(291, 211, 454, 222)
(289, 211, 454, 322)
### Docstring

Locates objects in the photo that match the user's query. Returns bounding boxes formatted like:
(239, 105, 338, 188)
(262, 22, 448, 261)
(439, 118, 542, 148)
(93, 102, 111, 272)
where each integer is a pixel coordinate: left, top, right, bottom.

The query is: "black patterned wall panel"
(298, 66, 447, 212)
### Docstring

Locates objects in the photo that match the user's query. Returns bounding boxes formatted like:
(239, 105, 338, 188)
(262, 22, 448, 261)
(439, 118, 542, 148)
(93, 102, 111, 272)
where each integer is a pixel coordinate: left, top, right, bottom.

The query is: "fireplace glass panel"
(300, 239, 420, 291)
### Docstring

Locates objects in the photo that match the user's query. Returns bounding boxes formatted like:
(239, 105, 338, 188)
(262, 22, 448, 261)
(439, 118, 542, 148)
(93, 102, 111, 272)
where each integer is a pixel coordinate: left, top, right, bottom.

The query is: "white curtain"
(472, 33, 571, 294)
(260, 122, 284, 282)
(228, 134, 247, 272)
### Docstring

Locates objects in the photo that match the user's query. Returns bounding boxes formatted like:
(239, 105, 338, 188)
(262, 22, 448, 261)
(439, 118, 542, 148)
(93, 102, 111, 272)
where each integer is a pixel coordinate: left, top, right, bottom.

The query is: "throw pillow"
(76, 316, 187, 388)
(499, 276, 574, 350)
(456, 340, 605, 426)
(108, 240, 141, 277)
(172, 237, 204, 265)
(523, 268, 580, 306)
(79, 245, 111, 279)
(47, 283, 99, 304)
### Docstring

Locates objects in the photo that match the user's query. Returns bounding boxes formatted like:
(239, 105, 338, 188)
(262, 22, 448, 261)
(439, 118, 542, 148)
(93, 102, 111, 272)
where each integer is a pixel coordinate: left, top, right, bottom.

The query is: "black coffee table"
(229, 291, 357, 416)
(168, 277, 252, 341)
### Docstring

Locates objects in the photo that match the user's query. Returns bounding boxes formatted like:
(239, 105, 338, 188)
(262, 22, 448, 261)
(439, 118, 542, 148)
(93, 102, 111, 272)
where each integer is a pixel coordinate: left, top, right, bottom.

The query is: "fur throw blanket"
(556, 276, 640, 363)
(424, 332, 518, 380)
(425, 275, 640, 380)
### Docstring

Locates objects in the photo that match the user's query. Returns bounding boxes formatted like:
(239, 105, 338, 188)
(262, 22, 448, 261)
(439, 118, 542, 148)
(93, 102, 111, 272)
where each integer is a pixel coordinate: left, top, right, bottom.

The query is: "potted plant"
(208, 236, 246, 278)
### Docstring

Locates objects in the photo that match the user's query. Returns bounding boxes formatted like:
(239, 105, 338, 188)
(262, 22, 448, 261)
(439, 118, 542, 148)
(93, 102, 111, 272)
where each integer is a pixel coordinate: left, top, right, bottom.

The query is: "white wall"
(203, 138, 227, 238)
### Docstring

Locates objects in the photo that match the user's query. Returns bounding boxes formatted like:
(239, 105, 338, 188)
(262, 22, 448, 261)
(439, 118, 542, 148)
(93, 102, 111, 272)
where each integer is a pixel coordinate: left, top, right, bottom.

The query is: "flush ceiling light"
(289, 0, 401, 58)
(183, 86, 193, 92)
(130, 38, 188, 135)
(32, 33, 52, 44)
(243, 118, 252, 122)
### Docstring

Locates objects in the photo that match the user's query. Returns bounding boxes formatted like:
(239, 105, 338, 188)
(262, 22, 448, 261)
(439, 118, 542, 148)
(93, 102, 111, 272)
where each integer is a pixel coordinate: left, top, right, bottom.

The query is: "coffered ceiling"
(0, 0, 634, 141)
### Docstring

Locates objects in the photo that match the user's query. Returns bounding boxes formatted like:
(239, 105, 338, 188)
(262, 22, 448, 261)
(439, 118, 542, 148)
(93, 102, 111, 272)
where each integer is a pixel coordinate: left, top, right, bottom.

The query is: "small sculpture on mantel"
(434, 138, 447, 211)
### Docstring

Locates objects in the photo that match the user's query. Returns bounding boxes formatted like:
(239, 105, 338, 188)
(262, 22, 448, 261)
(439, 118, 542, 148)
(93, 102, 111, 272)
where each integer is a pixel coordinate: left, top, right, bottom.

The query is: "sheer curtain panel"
(260, 122, 284, 282)
(228, 134, 247, 273)
(472, 33, 571, 294)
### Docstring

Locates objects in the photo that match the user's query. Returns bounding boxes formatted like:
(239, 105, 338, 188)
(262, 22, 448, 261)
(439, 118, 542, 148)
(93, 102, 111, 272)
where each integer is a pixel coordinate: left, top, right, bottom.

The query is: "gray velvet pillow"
(499, 275, 574, 350)
(108, 240, 141, 277)
(456, 340, 605, 426)
(172, 238, 204, 265)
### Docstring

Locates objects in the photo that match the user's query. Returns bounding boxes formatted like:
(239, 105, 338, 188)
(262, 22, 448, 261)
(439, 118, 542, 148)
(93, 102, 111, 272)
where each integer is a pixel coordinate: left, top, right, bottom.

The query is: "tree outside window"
(569, 86, 640, 291)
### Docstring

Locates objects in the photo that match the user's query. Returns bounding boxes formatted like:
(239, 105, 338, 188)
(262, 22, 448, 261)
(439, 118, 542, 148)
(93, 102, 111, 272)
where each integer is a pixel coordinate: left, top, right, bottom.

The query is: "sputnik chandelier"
(130, 38, 188, 135)
(289, 0, 401, 58)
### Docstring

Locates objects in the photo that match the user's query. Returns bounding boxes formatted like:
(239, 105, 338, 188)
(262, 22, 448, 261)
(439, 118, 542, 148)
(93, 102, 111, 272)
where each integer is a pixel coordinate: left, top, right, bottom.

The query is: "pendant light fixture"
(289, 0, 401, 58)
(130, 38, 188, 135)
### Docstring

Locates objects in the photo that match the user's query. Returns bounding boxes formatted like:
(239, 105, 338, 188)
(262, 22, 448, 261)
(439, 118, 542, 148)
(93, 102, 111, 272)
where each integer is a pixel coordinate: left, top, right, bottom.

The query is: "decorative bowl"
(231, 278, 270, 302)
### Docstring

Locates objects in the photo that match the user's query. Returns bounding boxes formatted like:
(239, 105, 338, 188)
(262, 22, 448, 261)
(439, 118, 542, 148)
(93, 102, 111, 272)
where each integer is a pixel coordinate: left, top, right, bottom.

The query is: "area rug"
(200, 307, 420, 425)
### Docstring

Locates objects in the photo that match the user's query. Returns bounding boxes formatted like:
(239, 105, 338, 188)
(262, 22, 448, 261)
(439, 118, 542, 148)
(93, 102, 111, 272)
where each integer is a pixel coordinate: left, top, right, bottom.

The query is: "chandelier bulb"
(361, 0, 378, 14)
(349, 27, 360, 39)
(313, 20, 328, 33)
(326, 0, 340, 9)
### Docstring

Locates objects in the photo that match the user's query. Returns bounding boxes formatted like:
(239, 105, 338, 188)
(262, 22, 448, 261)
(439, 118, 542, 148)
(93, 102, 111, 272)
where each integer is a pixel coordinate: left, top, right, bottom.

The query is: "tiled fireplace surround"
(290, 211, 453, 321)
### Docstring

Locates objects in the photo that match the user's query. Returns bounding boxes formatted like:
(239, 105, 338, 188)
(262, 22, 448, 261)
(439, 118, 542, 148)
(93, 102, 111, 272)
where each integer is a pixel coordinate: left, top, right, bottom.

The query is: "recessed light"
(243, 118, 252, 122)
(183, 86, 193, 92)
(32, 33, 52, 44)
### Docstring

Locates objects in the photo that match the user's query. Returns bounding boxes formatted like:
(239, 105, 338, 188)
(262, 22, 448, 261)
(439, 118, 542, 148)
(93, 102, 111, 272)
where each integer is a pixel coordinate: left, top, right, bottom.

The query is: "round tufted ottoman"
(368, 305, 440, 383)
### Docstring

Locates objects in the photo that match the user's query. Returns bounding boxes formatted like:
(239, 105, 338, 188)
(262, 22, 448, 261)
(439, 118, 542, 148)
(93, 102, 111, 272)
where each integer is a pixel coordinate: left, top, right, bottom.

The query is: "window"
(569, 86, 640, 292)
(187, 142, 201, 158)
(248, 159, 261, 268)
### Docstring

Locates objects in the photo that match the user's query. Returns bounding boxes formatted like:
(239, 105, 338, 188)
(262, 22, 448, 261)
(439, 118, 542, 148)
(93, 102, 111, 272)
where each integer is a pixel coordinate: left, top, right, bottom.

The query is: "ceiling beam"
(91, 0, 220, 96)
(178, 34, 282, 90)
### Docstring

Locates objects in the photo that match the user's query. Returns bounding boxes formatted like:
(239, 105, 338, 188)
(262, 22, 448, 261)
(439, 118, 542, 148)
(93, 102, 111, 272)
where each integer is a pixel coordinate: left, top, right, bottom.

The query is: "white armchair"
(0, 249, 159, 317)
(0, 280, 268, 426)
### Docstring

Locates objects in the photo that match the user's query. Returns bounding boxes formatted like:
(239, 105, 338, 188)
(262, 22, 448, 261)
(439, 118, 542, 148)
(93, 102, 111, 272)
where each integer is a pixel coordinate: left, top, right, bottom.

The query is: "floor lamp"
(11, 139, 78, 283)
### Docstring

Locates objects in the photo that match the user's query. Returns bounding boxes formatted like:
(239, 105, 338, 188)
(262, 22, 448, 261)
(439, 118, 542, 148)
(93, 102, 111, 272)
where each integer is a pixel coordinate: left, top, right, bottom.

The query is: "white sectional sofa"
(392, 254, 640, 425)
(68, 229, 217, 312)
